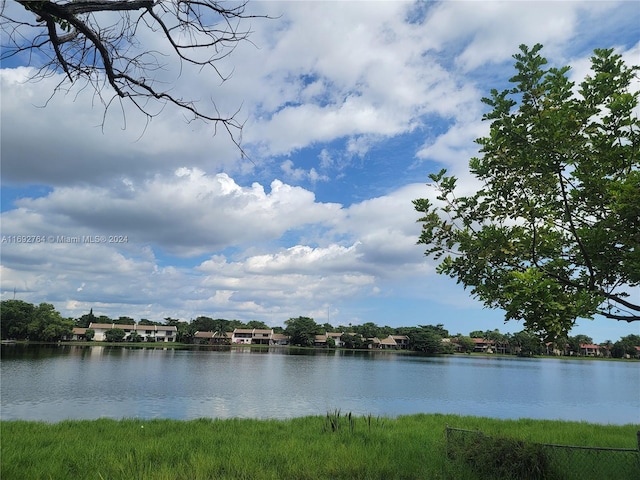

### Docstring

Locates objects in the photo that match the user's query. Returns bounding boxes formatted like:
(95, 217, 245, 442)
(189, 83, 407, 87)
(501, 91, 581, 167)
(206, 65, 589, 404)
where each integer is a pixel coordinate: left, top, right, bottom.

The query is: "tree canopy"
(0, 300, 73, 341)
(284, 316, 321, 347)
(414, 44, 639, 340)
(1, 1, 267, 146)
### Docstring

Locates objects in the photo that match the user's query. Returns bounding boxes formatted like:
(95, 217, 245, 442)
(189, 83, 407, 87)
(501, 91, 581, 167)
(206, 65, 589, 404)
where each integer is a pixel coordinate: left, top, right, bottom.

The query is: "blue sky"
(1, 1, 639, 343)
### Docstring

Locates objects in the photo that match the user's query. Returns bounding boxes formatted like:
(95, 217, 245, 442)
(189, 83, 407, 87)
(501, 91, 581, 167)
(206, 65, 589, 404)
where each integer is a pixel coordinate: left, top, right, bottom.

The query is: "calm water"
(1, 345, 638, 424)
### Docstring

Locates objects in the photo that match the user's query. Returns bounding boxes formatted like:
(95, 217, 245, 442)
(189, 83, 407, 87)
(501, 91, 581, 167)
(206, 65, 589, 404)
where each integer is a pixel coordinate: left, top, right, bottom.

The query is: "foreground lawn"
(1, 414, 638, 479)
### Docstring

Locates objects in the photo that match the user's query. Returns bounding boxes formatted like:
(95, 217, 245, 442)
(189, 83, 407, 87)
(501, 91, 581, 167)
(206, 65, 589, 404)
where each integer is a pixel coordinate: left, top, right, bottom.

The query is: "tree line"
(1, 300, 638, 358)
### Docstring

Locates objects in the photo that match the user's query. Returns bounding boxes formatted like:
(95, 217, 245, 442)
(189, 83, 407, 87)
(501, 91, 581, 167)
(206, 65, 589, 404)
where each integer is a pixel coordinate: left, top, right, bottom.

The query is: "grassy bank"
(2, 414, 638, 479)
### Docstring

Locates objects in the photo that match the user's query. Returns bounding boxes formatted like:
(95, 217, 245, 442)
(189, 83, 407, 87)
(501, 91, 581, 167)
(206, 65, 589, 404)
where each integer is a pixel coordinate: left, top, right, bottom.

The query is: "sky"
(1, 1, 639, 343)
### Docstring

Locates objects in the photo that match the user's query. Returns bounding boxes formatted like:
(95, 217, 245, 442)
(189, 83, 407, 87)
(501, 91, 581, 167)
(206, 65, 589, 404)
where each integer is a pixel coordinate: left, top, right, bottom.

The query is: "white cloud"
(416, 120, 487, 169)
(3, 168, 341, 256)
(1, 169, 435, 325)
(280, 160, 329, 183)
(2, 0, 638, 342)
(0, 67, 245, 186)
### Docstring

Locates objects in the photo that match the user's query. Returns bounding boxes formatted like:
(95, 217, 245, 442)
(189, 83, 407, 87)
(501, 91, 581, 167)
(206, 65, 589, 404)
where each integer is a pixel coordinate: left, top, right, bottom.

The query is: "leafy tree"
(422, 324, 450, 338)
(322, 323, 335, 332)
(611, 334, 640, 358)
(351, 322, 382, 339)
(285, 317, 321, 347)
(0, 299, 35, 339)
(410, 327, 444, 354)
(511, 331, 543, 357)
(191, 316, 238, 334)
(1, 1, 268, 146)
(2, 300, 74, 341)
(128, 331, 143, 343)
(115, 316, 135, 325)
(175, 322, 194, 344)
(191, 316, 217, 332)
(414, 44, 640, 340)
(379, 325, 395, 337)
(456, 336, 476, 353)
(339, 333, 353, 348)
(75, 309, 96, 328)
(439, 340, 456, 354)
(40, 318, 74, 341)
(24, 303, 73, 341)
(245, 320, 270, 330)
(104, 328, 126, 342)
(567, 334, 593, 355)
(399, 324, 450, 354)
(340, 333, 370, 350)
(85, 329, 95, 341)
(138, 319, 158, 326)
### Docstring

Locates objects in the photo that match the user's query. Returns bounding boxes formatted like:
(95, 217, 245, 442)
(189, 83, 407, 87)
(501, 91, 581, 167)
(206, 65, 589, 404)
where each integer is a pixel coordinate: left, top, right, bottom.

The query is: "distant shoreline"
(3, 340, 638, 362)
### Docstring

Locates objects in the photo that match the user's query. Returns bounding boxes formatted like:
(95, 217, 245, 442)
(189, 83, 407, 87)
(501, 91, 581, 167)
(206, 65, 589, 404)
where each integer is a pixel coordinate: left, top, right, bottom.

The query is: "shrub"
(448, 431, 553, 480)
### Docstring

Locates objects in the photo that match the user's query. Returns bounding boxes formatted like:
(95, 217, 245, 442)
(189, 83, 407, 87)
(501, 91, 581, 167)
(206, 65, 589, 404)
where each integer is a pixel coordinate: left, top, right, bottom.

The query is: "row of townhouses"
(193, 329, 411, 350)
(72, 323, 178, 342)
(70, 325, 637, 358)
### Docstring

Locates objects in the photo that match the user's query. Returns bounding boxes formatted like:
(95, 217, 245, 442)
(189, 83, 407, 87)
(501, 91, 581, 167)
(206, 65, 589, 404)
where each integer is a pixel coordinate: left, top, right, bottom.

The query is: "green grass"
(1, 414, 638, 480)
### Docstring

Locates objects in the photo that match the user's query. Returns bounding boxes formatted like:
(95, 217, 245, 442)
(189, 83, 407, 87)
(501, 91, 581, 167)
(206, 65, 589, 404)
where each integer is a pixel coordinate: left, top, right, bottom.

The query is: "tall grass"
(1, 414, 637, 480)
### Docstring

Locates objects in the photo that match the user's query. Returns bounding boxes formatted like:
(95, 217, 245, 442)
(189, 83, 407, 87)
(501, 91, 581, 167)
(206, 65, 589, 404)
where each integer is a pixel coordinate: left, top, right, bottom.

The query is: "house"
(580, 343, 601, 357)
(149, 325, 177, 342)
(231, 328, 274, 345)
(89, 323, 129, 341)
(88, 323, 177, 342)
(326, 332, 344, 348)
(472, 338, 495, 353)
(391, 335, 409, 349)
(544, 342, 565, 356)
(70, 327, 87, 341)
(314, 334, 328, 347)
(231, 328, 253, 344)
(193, 331, 231, 345)
(272, 333, 289, 345)
(379, 336, 398, 350)
(251, 329, 273, 345)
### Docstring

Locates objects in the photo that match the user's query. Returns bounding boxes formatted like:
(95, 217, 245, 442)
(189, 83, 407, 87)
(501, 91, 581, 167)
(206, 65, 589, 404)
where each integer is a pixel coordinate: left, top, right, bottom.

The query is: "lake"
(1, 345, 638, 424)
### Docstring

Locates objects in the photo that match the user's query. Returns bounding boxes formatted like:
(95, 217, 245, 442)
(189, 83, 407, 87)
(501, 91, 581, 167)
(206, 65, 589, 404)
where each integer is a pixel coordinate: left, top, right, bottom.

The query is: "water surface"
(1, 345, 638, 424)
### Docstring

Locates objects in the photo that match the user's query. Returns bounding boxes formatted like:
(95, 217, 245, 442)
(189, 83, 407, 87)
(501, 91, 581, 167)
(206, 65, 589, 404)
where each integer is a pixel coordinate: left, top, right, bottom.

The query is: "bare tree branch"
(2, 1, 270, 152)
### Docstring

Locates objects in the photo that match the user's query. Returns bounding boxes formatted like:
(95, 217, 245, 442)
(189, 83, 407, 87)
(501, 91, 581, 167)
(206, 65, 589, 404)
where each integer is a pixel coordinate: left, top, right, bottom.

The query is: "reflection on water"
(1, 344, 638, 424)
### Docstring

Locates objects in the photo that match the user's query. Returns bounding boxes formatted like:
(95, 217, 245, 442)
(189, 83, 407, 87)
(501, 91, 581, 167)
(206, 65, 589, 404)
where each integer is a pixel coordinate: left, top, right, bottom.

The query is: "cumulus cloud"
(3, 168, 341, 256)
(1, 1, 638, 342)
(0, 68, 244, 186)
(0, 168, 432, 324)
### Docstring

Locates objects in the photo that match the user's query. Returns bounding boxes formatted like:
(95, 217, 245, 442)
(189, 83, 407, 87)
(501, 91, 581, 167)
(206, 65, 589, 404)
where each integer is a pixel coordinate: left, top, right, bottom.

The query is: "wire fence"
(444, 425, 640, 480)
